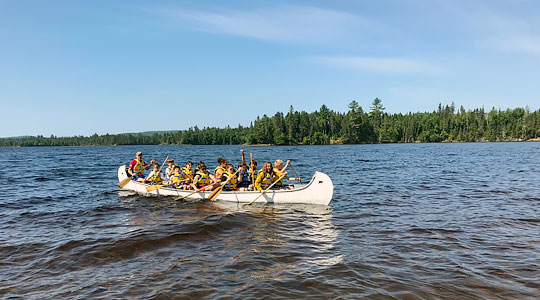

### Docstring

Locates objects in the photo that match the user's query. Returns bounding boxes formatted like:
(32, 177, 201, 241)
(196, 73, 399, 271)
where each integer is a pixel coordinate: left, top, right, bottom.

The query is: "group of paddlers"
(127, 150, 301, 192)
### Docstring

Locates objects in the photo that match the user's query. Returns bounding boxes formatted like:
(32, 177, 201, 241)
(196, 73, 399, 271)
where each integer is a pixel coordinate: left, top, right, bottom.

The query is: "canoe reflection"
(210, 201, 343, 280)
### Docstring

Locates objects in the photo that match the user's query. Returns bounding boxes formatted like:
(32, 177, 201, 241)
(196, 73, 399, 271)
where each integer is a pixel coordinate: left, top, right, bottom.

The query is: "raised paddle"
(250, 153, 255, 186)
(208, 169, 241, 202)
(247, 161, 290, 205)
(289, 162, 302, 184)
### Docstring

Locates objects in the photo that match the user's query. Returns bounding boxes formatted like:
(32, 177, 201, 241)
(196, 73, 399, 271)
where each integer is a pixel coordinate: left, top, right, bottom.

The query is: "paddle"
(250, 153, 255, 186)
(146, 184, 165, 192)
(241, 149, 246, 164)
(145, 154, 170, 192)
(146, 178, 190, 192)
(208, 169, 241, 202)
(289, 162, 302, 184)
(174, 185, 210, 201)
(118, 175, 133, 188)
(247, 161, 290, 205)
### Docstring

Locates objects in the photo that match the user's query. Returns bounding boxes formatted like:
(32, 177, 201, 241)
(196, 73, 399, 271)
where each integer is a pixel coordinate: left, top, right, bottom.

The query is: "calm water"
(1, 143, 539, 299)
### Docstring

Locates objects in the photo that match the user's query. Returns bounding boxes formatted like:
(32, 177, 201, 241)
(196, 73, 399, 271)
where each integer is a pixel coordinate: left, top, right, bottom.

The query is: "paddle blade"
(118, 177, 132, 188)
(146, 184, 164, 192)
(208, 186, 223, 202)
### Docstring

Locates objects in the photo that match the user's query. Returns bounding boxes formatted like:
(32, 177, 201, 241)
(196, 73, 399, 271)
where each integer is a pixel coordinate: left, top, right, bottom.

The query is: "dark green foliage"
(2, 99, 540, 146)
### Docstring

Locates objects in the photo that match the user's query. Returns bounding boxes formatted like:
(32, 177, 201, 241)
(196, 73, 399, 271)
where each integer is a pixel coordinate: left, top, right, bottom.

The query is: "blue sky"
(1, 0, 539, 137)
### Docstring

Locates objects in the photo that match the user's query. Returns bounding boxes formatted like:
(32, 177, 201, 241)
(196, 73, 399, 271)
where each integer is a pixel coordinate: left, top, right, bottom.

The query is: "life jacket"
(239, 169, 251, 184)
(215, 166, 226, 180)
(273, 168, 285, 187)
(249, 168, 260, 177)
(165, 166, 174, 180)
(223, 171, 238, 190)
(259, 172, 274, 190)
(148, 169, 162, 184)
(182, 167, 194, 180)
(171, 171, 183, 185)
(196, 170, 212, 187)
(132, 159, 146, 175)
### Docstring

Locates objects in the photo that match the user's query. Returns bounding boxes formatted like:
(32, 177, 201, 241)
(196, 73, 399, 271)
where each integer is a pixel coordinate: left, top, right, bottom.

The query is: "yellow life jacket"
(215, 166, 226, 180)
(223, 171, 238, 190)
(196, 170, 212, 187)
(171, 171, 183, 185)
(249, 167, 257, 176)
(182, 167, 194, 180)
(133, 159, 146, 175)
(273, 168, 285, 187)
(258, 172, 274, 190)
(149, 170, 162, 184)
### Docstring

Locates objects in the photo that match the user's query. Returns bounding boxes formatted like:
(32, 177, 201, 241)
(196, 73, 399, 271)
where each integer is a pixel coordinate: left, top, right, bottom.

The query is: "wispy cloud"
(466, 7, 540, 56)
(308, 56, 439, 74)
(485, 33, 540, 56)
(435, 0, 540, 56)
(144, 5, 381, 43)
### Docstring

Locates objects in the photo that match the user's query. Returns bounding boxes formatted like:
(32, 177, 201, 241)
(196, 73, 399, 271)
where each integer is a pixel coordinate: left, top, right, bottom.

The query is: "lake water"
(0, 143, 539, 299)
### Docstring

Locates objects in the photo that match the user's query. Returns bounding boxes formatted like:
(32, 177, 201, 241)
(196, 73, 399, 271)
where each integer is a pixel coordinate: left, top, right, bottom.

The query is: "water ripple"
(0, 144, 539, 299)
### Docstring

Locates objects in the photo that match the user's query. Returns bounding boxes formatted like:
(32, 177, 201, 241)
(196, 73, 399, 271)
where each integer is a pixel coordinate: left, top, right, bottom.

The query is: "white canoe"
(117, 165, 334, 205)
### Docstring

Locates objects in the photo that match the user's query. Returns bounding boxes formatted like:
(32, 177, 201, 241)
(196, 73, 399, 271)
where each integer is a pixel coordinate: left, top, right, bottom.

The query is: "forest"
(2, 99, 540, 147)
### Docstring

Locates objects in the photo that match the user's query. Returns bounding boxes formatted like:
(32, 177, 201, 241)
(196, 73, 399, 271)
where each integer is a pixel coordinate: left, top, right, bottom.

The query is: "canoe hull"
(117, 165, 333, 205)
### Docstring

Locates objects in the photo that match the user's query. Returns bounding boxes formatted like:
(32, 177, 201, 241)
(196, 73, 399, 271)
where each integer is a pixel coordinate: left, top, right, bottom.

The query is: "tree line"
(2, 99, 540, 147)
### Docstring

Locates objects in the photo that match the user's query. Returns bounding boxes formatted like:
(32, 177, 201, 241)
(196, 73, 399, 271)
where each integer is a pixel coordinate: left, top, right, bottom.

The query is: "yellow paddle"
(118, 175, 133, 188)
(247, 161, 290, 205)
(208, 169, 241, 202)
(146, 184, 165, 192)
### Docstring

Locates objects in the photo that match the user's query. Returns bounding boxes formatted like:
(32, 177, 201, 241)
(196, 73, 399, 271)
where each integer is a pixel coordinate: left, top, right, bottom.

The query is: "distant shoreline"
(2, 139, 540, 148)
(2, 102, 540, 147)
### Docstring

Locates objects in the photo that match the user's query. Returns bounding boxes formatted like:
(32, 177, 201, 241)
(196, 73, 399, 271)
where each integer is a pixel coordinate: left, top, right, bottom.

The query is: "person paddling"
(215, 157, 227, 180)
(164, 159, 175, 184)
(191, 161, 219, 191)
(146, 161, 163, 184)
(240, 149, 258, 186)
(255, 161, 278, 191)
(220, 164, 239, 191)
(182, 161, 194, 182)
(274, 159, 300, 189)
(250, 160, 258, 177)
(170, 165, 186, 188)
(237, 162, 252, 190)
(128, 152, 155, 183)
(177, 161, 194, 189)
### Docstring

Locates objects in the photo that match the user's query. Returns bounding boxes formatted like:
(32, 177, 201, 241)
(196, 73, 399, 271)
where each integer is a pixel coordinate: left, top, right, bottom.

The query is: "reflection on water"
(0, 143, 539, 299)
(212, 201, 342, 280)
